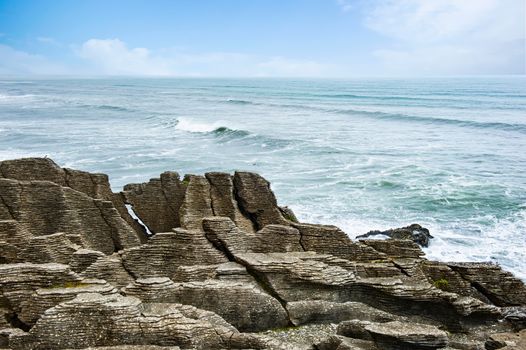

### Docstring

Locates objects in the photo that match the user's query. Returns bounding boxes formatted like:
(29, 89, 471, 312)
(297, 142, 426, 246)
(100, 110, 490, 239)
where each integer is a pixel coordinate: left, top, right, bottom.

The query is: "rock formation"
(357, 224, 433, 247)
(0, 157, 525, 350)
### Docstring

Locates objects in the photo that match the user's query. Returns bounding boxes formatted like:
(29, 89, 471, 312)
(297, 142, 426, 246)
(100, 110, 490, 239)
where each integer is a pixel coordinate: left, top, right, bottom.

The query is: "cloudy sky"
(0, 0, 524, 77)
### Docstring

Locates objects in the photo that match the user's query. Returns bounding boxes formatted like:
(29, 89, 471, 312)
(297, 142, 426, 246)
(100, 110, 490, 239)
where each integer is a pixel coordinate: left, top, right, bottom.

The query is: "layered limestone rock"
(205, 172, 255, 233)
(447, 262, 526, 306)
(337, 320, 448, 350)
(17, 279, 118, 326)
(0, 178, 140, 259)
(0, 158, 146, 243)
(122, 172, 185, 234)
(122, 171, 257, 235)
(286, 300, 399, 326)
(122, 277, 289, 332)
(232, 171, 290, 229)
(8, 293, 241, 349)
(80, 255, 135, 289)
(0, 158, 525, 350)
(0, 263, 81, 317)
(121, 229, 228, 280)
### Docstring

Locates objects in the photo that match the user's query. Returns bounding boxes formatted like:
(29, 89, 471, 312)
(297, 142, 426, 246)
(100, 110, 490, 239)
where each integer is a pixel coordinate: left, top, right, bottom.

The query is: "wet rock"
(357, 224, 433, 247)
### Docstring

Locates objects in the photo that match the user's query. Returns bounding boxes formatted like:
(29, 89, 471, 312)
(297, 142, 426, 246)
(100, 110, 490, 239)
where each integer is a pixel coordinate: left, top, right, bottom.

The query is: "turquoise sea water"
(1, 77, 525, 279)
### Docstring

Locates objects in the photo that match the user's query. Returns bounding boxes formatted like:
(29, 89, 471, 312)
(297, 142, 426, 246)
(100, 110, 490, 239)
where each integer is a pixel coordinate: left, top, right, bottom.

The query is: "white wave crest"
(175, 117, 225, 133)
(423, 210, 526, 281)
(0, 93, 35, 102)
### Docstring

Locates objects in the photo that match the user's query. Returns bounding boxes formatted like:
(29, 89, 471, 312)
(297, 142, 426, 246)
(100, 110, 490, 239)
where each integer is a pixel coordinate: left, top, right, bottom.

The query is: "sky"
(0, 0, 525, 77)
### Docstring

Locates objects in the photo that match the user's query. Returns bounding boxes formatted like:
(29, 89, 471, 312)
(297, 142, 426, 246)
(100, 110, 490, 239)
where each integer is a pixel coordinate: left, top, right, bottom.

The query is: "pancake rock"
(0, 157, 525, 349)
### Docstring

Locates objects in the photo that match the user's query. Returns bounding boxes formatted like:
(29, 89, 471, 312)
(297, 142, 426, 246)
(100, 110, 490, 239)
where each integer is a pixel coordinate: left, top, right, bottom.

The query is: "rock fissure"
(204, 231, 236, 263)
(124, 203, 154, 237)
(63, 169, 73, 190)
(201, 222, 294, 327)
(0, 164, 7, 178)
(5, 312, 31, 332)
(159, 180, 180, 227)
(241, 264, 295, 327)
(470, 281, 501, 306)
(232, 178, 260, 231)
(94, 202, 122, 252)
(0, 193, 15, 220)
(87, 173, 100, 198)
(391, 261, 411, 277)
(206, 178, 216, 217)
(297, 230, 307, 252)
(118, 254, 139, 280)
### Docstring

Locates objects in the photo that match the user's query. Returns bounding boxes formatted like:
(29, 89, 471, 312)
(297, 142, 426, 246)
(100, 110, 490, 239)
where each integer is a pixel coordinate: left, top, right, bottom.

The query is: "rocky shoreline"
(0, 158, 525, 349)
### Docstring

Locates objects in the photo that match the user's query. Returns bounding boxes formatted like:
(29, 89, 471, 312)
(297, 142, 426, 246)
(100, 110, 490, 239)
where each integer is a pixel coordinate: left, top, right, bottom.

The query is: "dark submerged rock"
(357, 223, 433, 247)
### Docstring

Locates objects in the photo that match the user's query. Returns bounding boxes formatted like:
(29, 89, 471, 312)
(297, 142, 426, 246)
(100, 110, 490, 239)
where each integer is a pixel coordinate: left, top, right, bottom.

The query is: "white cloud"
(337, 0, 352, 13)
(37, 37, 61, 46)
(0, 44, 69, 75)
(257, 56, 331, 77)
(0, 39, 333, 77)
(373, 42, 524, 75)
(75, 38, 333, 77)
(77, 38, 175, 76)
(364, 0, 526, 74)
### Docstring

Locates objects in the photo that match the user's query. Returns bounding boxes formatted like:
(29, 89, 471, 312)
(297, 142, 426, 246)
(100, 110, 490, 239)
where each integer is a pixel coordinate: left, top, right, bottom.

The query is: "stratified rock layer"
(0, 158, 524, 350)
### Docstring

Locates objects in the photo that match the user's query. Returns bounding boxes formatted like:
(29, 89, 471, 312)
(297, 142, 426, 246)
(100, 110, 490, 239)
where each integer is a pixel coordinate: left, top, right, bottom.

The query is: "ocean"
(1, 77, 525, 280)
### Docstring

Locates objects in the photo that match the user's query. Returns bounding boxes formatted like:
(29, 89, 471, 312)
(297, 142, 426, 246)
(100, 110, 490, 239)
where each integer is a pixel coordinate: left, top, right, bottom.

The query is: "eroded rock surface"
(0, 158, 524, 350)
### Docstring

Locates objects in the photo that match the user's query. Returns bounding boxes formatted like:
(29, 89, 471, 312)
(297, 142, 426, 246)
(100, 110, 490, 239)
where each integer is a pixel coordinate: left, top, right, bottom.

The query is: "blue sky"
(0, 0, 524, 77)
